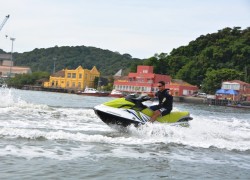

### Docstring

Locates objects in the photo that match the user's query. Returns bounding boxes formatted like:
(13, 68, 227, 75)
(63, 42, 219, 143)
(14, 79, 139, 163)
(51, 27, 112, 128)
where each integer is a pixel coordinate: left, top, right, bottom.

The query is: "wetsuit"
(150, 89, 173, 116)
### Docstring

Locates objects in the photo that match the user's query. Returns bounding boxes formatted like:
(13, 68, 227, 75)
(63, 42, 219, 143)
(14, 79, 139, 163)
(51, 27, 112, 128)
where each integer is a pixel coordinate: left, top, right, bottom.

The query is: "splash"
(0, 88, 15, 107)
(0, 88, 50, 110)
(127, 115, 250, 151)
(1, 113, 250, 152)
(1, 88, 250, 154)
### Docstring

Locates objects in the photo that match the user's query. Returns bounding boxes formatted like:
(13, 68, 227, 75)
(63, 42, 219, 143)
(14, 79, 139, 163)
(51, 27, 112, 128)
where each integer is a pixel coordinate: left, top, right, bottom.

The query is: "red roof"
(224, 80, 249, 85)
(128, 73, 155, 78)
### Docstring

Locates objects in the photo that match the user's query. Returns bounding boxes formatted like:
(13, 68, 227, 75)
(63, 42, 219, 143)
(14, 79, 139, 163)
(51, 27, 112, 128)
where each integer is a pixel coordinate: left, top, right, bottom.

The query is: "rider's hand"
(149, 119, 155, 123)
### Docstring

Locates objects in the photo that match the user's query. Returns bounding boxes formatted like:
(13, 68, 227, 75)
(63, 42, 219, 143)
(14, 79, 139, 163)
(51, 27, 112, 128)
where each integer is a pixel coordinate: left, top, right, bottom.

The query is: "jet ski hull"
(94, 109, 140, 127)
(94, 104, 192, 128)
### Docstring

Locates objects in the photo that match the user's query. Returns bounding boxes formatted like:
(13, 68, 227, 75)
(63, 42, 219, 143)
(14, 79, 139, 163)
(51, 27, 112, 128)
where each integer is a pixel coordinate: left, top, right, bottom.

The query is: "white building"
(0, 54, 32, 77)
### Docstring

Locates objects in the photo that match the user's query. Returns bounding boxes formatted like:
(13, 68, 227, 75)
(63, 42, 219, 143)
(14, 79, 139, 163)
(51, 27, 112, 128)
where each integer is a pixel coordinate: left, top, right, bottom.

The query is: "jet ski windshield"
(125, 94, 138, 103)
(125, 94, 151, 105)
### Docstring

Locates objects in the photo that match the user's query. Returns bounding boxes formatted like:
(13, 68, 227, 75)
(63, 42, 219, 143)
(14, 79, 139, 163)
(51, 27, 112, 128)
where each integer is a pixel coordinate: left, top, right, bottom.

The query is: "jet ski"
(94, 94, 193, 129)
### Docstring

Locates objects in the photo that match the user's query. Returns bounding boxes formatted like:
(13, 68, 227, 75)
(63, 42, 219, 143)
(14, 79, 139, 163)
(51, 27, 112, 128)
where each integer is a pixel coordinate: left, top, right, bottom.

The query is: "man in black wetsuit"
(149, 81, 173, 123)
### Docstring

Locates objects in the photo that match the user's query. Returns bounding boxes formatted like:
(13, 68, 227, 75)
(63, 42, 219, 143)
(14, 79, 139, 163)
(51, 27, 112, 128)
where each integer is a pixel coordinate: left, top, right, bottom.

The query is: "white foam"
(0, 88, 15, 107)
(0, 144, 92, 160)
(127, 115, 250, 151)
(1, 88, 250, 154)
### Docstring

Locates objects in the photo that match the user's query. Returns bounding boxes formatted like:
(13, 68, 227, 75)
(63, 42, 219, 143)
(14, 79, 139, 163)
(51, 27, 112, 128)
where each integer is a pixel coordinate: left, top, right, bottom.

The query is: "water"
(0, 88, 250, 179)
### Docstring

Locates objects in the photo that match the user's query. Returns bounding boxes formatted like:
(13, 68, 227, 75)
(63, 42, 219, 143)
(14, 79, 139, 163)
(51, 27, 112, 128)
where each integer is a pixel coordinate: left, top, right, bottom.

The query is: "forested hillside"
(137, 27, 250, 93)
(10, 46, 141, 76)
(1, 27, 249, 93)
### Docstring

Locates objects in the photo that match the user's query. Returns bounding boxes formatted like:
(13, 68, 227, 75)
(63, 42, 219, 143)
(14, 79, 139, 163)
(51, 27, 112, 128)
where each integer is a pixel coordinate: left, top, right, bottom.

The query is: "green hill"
(9, 46, 141, 76)
(1, 26, 249, 93)
(139, 27, 250, 92)
(170, 26, 249, 80)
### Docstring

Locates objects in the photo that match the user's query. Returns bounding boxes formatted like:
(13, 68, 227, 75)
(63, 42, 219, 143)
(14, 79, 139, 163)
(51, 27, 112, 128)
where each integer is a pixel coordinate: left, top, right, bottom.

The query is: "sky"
(0, 0, 249, 59)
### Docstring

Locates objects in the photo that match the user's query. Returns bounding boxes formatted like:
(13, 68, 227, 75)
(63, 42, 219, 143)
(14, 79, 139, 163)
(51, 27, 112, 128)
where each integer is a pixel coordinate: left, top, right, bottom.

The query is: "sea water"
(0, 88, 249, 179)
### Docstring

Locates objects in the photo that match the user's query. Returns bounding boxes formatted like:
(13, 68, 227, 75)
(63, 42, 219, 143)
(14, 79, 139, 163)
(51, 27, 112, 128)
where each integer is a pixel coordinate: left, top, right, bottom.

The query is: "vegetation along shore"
(1, 27, 249, 98)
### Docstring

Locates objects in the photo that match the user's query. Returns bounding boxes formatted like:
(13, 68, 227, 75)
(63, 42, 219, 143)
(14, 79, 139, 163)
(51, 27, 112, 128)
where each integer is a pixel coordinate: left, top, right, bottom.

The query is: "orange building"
(43, 66, 100, 91)
(113, 65, 198, 96)
(168, 79, 198, 96)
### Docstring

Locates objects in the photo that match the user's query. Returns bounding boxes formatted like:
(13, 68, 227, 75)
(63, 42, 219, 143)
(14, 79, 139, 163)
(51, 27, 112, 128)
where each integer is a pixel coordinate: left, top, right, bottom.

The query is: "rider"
(149, 81, 173, 123)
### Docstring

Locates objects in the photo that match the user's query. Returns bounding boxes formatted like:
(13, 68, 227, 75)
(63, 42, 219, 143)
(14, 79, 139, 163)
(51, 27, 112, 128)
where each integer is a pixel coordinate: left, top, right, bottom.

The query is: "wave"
(1, 88, 250, 152)
(128, 115, 250, 151)
(1, 114, 249, 152)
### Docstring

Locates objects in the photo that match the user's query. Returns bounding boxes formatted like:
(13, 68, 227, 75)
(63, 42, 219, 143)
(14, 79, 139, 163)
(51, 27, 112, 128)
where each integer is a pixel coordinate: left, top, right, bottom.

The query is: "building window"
(72, 82, 75, 87)
(143, 70, 148, 73)
(67, 73, 71, 78)
(183, 90, 189, 95)
(135, 86, 139, 91)
(78, 82, 81, 88)
(66, 81, 70, 87)
(79, 74, 82, 78)
(222, 83, 240, 90)
(72, 73, 76, 78)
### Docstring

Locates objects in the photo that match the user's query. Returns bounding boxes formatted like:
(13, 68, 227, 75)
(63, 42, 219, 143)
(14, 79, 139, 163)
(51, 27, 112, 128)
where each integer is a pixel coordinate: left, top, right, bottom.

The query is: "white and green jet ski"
(94, 94, 193, 128)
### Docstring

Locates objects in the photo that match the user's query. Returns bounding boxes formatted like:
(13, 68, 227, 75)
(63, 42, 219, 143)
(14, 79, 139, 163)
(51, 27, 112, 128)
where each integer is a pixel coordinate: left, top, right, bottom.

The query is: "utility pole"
(53, 57, 57, 74)
(245, 66, 248, 82)
(9, 37, 15, 77)
(98, 78, 102, 91)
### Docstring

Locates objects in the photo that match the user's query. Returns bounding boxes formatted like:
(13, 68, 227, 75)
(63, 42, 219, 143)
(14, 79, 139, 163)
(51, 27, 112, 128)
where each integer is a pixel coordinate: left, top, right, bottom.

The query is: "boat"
(77, 87, 109, 97)
(227, 104, 250, 109)
(94, 94, 193, 129)
(109, 89, 125, 98)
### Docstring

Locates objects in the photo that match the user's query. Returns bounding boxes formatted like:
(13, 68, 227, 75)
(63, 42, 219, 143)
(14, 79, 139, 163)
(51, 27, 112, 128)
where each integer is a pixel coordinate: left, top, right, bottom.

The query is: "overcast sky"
(0, 0, 249, 59)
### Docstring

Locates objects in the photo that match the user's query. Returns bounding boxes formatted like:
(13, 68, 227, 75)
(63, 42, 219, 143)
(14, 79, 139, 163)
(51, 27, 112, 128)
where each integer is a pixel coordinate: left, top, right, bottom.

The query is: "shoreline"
(17, 85, 250, 108)
(174, 96, 250, 108)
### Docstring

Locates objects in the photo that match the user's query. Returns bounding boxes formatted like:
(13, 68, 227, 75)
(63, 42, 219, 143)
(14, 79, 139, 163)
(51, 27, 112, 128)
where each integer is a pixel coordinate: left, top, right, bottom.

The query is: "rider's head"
(157, 81, 165, 91)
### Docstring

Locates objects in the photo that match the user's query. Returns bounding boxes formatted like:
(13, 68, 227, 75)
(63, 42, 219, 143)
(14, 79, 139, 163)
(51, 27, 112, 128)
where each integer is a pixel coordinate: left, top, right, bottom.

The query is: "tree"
(202, 68, 244, 94)
(6, 71, 50, 88)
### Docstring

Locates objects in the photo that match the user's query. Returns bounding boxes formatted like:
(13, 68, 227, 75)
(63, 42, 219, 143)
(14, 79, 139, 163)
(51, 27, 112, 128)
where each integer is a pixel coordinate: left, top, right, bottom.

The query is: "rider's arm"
(161, 93, 173, 110)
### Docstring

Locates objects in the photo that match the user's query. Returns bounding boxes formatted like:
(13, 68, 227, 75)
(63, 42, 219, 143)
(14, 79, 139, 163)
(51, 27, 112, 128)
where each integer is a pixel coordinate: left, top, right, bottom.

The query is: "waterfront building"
(0, 54, 32, 77)
(43, 66, 100, 91)
(113, 65, 198, 96)
(217, 80, 250, 101)
(169, 79, 199, 96)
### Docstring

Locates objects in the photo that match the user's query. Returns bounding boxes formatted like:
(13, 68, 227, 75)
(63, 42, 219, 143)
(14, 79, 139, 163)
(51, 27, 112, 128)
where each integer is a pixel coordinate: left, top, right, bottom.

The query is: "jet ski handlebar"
(125, 94, 151, 103)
